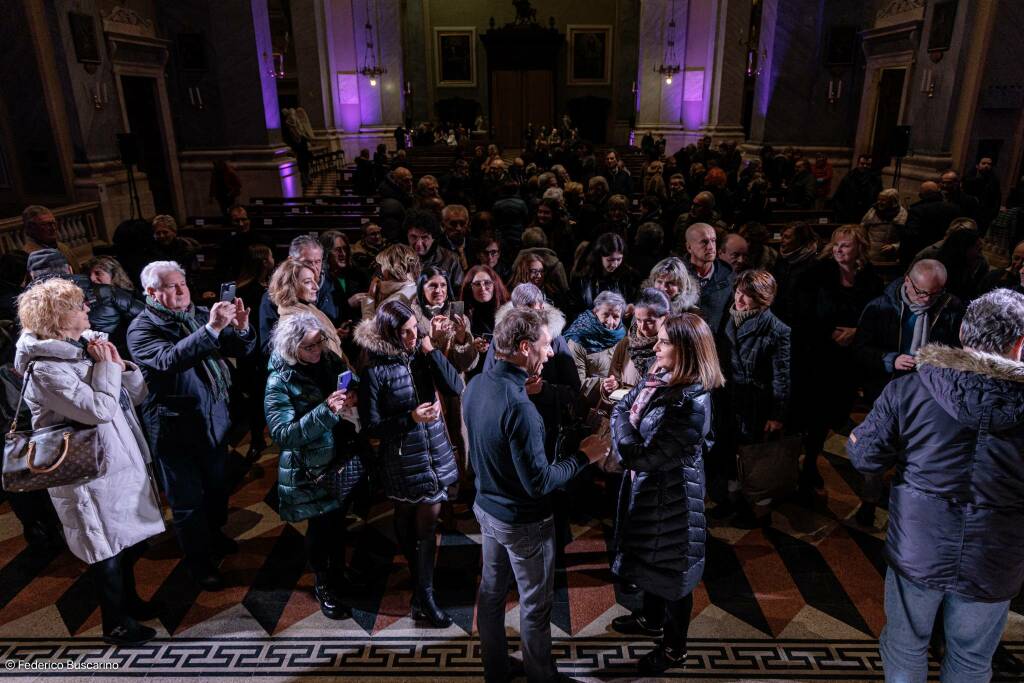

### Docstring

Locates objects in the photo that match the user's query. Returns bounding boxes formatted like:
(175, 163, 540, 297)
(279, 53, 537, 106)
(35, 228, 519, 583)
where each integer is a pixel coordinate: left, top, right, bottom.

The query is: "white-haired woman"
(16, 278, 164, 645)
(564, 290, 628, 406)
(265, 313, 359, 621)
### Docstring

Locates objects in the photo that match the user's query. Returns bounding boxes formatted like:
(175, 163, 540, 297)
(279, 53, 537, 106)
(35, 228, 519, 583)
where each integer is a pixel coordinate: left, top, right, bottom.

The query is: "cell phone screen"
(219, 282, 236, 302)
(450, 301, 464, 317)
(337, 370, 353, 391)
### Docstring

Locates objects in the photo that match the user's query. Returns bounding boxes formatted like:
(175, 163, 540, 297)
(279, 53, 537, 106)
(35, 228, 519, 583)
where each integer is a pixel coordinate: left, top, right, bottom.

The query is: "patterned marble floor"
(2, 432, 1024, 681)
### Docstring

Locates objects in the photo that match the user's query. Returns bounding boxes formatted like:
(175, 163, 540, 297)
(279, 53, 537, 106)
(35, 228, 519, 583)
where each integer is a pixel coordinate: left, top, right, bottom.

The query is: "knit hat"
(27, 248, 68, 275)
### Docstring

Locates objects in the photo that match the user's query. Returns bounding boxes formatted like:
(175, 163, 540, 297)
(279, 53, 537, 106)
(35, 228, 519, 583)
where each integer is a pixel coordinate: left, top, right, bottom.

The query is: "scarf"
(629, 371, 669, 427)
(278, 302, 345, 362)
(780, 242, 818, 265)
(145, 296, 231, 399)
(899, 285, 935, 355)
(626, 324, 658, 377)
(729, 305, 762, 329)
(564, 309, 626, 353)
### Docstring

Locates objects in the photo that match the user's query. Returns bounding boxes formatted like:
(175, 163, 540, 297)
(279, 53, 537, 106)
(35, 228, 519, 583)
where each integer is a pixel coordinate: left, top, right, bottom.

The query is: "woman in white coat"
(15, 278, 164, 645)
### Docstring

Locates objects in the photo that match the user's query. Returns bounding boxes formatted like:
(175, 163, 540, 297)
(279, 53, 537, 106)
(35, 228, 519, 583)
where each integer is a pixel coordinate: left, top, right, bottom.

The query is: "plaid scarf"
(146, 296, 231, 399)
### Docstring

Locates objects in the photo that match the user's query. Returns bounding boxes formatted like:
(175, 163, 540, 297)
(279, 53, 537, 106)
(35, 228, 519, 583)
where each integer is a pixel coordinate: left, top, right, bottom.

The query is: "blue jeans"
(881, 568, 1009, 683)
(474, 503, 557, 683)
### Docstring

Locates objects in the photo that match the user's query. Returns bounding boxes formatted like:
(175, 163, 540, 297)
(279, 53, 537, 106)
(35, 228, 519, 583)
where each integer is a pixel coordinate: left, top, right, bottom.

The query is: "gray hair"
(537, 172, 556, 189)
(140, 260, 186, 290)
(588, 176, 609, 192)
(21, 205, 52, 228)
(289, 234, 322, 259)
(960, 289, 1024, 355)
(270, 312, 328, 365)
(542, 187, 564, 203)
(909, 258, 947, 284)
(441, 204, 468, 221)
(510, 282, 545, 308)
(493, 307, 548, 359)
(634, 287, 671, 318)
(593, 290, 626, 315)
(152, 214, 178, 232)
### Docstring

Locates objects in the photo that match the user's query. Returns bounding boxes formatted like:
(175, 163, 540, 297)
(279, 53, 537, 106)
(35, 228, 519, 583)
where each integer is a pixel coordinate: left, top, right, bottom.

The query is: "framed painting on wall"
(435, 27, 476, 87)
(568, 25, 612, 85)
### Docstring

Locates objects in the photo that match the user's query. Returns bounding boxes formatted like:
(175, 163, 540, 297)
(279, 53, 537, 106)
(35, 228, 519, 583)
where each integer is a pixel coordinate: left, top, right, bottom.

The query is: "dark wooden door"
(491, 70, 554, 147)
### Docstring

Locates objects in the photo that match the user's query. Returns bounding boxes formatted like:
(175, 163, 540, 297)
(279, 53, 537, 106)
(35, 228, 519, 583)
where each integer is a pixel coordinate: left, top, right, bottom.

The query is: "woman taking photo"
(15, 278, 164, 645)
(355, 300, 463, 627)
(715, 270, 791, 528)
(564, 290, 627, 406)
(265, 313, 359, 621)
(603, 288, 671, 394)
(609, 313, 723, 675)
(460, 264, 509, 360)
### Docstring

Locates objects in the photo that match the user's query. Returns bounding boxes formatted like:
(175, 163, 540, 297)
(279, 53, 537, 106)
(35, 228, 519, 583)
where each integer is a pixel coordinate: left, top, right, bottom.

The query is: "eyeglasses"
(482, 249, 499, 256)
(528, 268, 545, 276)
(907, 278, 944, 299)
(299, 337, 326, 351)
(471, 279, 494, 288)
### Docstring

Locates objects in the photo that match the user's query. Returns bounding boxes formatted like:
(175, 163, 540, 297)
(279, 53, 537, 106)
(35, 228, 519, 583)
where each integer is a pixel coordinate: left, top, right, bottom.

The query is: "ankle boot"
(93, 553, 156, 645)
(410, 537, 452, 628)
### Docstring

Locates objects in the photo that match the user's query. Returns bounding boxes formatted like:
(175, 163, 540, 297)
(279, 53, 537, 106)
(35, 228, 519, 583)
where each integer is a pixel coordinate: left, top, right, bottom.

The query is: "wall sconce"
(921, 69, 938, 99)
(827, 78, 843, 105)
(90, 81, 108, 110)
(187, 85, 205, 110)
(403, 81, 412, 97)
(631, 80, 637, 95)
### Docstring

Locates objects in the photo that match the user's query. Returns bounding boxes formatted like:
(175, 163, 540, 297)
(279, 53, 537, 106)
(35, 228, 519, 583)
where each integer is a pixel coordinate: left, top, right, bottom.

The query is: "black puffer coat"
(611, 380, 713, 601)
(849, 344, 1024, 602)
(355, 319, 462, 502)
(721, 308, 791, 442)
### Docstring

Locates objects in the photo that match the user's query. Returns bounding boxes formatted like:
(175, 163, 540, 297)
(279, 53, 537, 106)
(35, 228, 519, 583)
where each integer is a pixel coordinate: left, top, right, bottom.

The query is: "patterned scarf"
(629, 371, 669, 427)
(626, 324, 658, 377)
(146, 296, 231, 399)
(564, 309, 626, 353)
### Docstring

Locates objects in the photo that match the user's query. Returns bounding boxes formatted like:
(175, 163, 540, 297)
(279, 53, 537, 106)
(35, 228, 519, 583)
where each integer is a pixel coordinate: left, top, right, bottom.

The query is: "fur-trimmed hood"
(494, 301, 566, 337)
(916, 343, 1024, 429)
(354, 318, 408, 360)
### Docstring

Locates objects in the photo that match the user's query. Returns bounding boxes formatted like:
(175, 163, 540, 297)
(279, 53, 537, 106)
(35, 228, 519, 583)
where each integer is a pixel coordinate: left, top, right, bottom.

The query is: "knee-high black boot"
(93, 552, 156, 645)
(410, 535, 452, 628)
(121, 544, 159, 621)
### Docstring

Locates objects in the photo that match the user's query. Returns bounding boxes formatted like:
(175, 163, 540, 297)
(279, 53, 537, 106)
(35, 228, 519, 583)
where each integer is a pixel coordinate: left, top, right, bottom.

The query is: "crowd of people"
(4, 135, 1024, 681)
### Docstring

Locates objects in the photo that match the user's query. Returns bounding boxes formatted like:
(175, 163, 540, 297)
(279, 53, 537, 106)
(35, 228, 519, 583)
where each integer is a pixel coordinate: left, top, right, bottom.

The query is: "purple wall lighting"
(279, 160, 300, 197)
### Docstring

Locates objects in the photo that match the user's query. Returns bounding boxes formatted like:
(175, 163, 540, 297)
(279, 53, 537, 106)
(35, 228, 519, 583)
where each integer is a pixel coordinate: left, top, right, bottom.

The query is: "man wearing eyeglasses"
(20, 205, 81, 272)
(851, 259, 964, 526)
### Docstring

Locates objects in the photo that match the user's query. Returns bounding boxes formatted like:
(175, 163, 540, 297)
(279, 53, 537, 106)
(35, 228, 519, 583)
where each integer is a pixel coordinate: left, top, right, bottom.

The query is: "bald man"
(902, 180, 963, 267)
(718, 233, 750, 274)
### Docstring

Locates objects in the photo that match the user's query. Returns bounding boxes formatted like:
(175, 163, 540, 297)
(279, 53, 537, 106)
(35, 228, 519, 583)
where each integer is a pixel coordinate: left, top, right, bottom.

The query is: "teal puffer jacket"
(265, 352, 354, 523)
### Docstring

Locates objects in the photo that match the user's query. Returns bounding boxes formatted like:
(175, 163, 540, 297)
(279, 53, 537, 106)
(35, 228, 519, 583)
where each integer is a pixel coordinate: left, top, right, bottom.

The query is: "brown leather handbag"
(1, 362, 107, 492)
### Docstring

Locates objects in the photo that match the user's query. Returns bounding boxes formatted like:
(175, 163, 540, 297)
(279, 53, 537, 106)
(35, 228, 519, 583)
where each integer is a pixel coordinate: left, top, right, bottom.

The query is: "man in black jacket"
(832, 155, 883, 223)
(128, 260, 256, 590)
(683, 223, 735, 339)
(465, 307, 603, 683)
(900, 181, 962, 268)
(848, 289, 1024, 682)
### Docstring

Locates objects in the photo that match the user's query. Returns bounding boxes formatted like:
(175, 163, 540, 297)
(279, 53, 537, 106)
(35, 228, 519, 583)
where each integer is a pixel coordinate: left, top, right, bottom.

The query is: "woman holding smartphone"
(355, 300, 464, 627)
(265, 313, 359, 620)
(609, 313, 723, 675)
(460, 264, 509, 370)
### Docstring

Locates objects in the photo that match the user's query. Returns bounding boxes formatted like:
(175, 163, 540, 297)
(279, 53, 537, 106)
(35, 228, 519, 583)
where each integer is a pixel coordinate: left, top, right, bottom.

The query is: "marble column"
(163, 0, 300, 216)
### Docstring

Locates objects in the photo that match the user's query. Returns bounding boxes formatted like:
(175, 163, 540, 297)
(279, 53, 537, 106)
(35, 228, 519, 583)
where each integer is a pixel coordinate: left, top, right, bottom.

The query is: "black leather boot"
(93, 553, 156, 646)
(410, 536, 452, 628)
(313, 572, 351, 620)
(122, 547, 159, 621)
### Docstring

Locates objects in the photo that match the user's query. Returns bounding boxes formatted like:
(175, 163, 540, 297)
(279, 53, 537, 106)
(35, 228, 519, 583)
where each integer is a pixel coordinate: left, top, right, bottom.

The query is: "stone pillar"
(162, 0, 300, 216)
(701, 0, 751, 140)
(635, 0, 689, 152)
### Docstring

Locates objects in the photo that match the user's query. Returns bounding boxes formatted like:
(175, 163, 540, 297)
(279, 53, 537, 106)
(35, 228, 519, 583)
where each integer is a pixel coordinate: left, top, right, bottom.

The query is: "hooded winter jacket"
(849, 344, 1024, 602)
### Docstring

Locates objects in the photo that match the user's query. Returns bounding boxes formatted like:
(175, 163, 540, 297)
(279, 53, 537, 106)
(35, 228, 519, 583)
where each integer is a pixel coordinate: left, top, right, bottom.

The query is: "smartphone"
(337, 370, 353, 391)
(219, 282, 236, 303)
(449, 301, 464, 317)
(481, 332, 493, 342)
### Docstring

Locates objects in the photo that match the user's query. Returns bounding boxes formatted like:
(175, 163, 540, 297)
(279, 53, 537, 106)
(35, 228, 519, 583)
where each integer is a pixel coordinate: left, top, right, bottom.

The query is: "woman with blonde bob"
(15, 278, 163, 645)
(269, 258, 346, 362)
(372, 244, 421, 307)
(609, 313, 723, 675)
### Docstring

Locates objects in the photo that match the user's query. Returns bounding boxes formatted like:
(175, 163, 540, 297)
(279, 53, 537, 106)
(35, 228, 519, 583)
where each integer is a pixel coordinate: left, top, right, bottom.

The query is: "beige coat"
(14, 333, 164, 564)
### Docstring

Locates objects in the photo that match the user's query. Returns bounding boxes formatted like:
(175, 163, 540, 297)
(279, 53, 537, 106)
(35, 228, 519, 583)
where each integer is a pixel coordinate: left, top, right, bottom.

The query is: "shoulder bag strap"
(8, 362, 33, 435)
